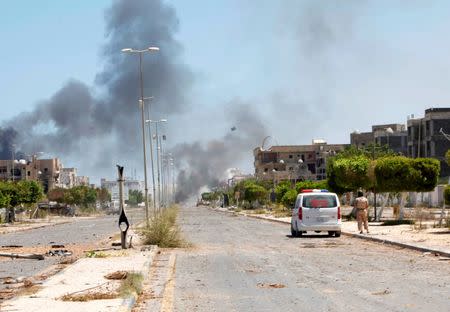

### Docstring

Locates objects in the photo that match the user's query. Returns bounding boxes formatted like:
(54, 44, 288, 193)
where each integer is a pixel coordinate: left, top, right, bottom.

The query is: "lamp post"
(122, 46, 159, 226)
(146, 119, 167, 209)
(386, 127, 394, 150)
(142, 97, 157, 213)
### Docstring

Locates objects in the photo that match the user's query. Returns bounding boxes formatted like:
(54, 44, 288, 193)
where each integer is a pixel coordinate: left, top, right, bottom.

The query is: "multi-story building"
(0, 157, 62, 192)
(351, 123, 408, 155)
(76, 176, 90, 186)
(407, 108, 450, 177)
(254, 140, 349, 184)
(59, 168, 77, 188)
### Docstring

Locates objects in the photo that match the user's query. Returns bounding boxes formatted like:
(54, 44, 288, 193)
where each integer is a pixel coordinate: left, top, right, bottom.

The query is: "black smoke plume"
(5, 0, 193, 172)
(172, 100, 268, 202)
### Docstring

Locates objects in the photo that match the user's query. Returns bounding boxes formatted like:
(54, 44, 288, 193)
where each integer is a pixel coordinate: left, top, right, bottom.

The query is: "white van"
(290, 189, 341, 237)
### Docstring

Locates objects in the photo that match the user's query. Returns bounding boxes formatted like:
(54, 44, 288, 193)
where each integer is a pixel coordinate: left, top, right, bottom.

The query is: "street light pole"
(143, 97, 157, 214)
(122, 46, 159, 226)
(146, 119, 167, 210)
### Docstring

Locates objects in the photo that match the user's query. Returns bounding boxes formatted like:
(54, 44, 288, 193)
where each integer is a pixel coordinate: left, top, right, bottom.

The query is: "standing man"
(354, 191, 369, 234)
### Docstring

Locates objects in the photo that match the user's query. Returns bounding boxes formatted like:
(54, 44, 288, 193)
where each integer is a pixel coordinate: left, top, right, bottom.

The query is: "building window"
(28, 171, 31, 176)
(289, 155, 293, 159)
(44, 168, 48, 172)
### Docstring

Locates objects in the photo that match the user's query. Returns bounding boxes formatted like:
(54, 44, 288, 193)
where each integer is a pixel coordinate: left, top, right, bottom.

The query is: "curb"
(213, 207, 450, 258)
(119, 245, 158, 312)
(0, 220, 73, 234)
(342, 232, 450, 258)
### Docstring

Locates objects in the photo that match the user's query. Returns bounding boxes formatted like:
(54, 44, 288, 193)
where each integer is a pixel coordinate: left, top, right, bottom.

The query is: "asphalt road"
(173, 205, 450, 312)
(0, 209, 143, 289)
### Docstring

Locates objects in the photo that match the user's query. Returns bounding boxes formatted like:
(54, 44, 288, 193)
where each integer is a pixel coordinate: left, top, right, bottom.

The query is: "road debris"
(372, 288, 392, 295)
(51, 244, 65, 248)
(1, 245, 23, 248)
(0, 252, 44, 260)
(257, 283, 286, 289)
(105, 271, 128, 280)
(46, 249, 72, 257)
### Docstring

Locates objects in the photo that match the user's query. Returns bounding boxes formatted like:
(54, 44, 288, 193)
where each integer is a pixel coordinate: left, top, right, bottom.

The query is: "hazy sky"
(2, 1, 450, 184)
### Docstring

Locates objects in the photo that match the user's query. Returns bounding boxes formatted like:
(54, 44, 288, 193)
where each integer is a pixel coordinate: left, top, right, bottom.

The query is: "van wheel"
(328, 231, 335, 237)
(335, 231, 341, 237)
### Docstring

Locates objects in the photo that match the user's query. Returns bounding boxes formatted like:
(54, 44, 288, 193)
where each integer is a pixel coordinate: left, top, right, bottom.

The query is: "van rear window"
(302, 195, 337, 208)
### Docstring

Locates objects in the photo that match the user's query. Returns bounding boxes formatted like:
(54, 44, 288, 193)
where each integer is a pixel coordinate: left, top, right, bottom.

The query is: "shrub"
(281, 189, 297, 208)
(275, 181, 291, 203)
(140, 206, 184, 248)
(295, 180, 329, 192)
(445, 185, 450, 205)
(375, 157, 440, 192)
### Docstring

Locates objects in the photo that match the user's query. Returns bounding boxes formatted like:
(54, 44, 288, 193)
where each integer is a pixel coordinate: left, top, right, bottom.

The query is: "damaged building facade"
(254, 140, 348, 184)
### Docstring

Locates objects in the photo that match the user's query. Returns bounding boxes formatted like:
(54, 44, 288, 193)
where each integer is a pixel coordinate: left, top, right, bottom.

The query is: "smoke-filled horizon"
(0, 0, 269, 201)
(2, 0, 450, 200)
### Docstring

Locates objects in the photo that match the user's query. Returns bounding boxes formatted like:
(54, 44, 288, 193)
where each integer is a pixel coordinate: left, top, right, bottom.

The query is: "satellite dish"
(261, 136, 278, 151)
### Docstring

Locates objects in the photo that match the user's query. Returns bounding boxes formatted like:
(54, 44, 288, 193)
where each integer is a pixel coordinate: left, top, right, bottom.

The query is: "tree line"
(0, 182, 112, 223)
(202, 145, 446, 214)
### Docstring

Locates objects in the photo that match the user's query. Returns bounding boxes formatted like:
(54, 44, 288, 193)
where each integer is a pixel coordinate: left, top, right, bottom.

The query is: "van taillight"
(298, 207, 302, 220)
(337, 206, 341, 220)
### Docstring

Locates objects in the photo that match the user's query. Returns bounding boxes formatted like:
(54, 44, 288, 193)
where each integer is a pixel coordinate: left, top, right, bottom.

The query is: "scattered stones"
(46, 250, 72, 257)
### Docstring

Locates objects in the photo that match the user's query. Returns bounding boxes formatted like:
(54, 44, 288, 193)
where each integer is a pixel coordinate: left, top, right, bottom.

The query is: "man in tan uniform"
(354, 191, 369, 234)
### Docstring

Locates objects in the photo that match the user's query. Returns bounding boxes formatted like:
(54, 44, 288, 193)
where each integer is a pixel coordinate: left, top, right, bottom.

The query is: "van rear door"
(301, 194, 338, 225)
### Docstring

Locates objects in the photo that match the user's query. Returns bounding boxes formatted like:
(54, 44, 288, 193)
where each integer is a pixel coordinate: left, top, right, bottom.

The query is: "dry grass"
(85, 250, 108, 258)
(251, 208, 267, 215)
(140, 206, 186, 248)
(60, 291, 117, 302)
(118, 272, 143, 297)
(272, 204, 291, 218)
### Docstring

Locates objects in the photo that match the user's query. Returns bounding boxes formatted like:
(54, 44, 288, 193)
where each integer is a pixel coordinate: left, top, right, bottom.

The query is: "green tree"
(295, 180, 329, 192)
(17, 180, 44, 206)
(329, 155, 373, 191)
(375, 157, 440, 192)
(0, 189, 10, 208)
(64, 186, 97, 208)
(127, 189, 144, 205)
(275, 181, 291, 203)
(281, 189, 297, 208)
(243, 183, 267, 203)
(446, 149, 450, 166)
(234, 179, 268, 205)
(96, 188, 111, 208)
(445, 185, 450, 205)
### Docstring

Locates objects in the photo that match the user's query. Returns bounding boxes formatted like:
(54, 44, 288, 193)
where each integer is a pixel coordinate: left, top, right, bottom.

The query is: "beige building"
(76, 176, 90, 186)
(0, 157, 62, 192)
(254, 141, 349, 184)
(59, 168, 77, 188)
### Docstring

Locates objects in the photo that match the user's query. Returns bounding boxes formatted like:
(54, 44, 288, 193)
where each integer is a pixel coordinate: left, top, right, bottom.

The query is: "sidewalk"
(1, 230, 158, 312)
(215, 207, 450, 258)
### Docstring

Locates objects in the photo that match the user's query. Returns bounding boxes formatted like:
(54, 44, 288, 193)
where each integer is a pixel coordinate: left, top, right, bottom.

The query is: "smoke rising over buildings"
(173, 100, 268, 201)
(1, 0, 267, 200)
(3, 1, 450, 200)
(5, 0, 194, 176)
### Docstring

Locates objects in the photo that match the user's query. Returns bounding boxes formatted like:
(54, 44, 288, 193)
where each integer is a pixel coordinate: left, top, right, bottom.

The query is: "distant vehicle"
(290, 189, 341, 237)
